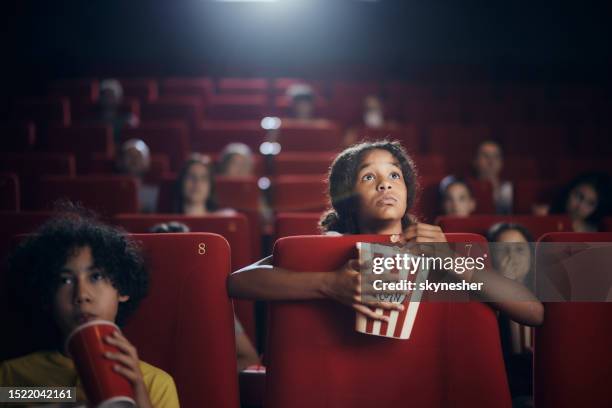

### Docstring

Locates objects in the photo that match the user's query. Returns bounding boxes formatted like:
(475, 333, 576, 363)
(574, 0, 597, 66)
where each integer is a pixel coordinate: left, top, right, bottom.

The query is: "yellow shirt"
(0, 351, 180, 407)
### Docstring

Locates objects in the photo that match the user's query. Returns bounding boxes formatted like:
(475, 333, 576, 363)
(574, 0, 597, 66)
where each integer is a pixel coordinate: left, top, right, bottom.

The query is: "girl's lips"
(377, 195, 398, 206)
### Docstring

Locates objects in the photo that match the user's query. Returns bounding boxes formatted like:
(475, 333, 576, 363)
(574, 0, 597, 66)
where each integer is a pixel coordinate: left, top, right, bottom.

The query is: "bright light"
(260, 116, 282, 130)
(258, 177, 271, 190)
(259, 141, 282, 155)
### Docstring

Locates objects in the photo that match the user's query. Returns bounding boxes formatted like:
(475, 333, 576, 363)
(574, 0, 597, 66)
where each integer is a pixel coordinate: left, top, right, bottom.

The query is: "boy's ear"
(118, 295, 130, 303)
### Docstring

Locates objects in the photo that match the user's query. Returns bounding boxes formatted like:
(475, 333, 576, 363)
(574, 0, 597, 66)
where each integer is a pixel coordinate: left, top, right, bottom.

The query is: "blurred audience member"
(97, 79, 139, 142)
(473, 141, 512, 214)
(362, 95, 386, 129)
(287, 84, 316, 121)
(439, 175, 476, 217)
(116, 139, 158, 213)
(217, 143, 255, 177)
(488, 223, 534, 286)
(487, 222, 535, 408)
(174, 154, 234, 216)
(550, 172, 611, 232)
(149, 221, 190, 234)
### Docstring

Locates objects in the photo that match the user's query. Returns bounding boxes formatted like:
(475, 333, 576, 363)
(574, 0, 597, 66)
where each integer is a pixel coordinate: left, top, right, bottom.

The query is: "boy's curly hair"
(7, 203, 148, 334)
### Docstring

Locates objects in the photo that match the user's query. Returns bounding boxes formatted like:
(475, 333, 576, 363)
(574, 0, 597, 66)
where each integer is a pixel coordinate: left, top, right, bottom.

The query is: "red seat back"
(274, 212, 321, 240)
(214, 176, 261, 212)
(277, 121, 342, 152)
(534, 232, 612, 408)
(114, 214, 256, 341)
(122, 233, 238, 408)
(38, 176, 138, 216)
(266, 233, 510, 408)
(437, 214, 572, 240)
(272, 176, 328, 212)
(42, 124, 115, 169)
(204, 95, 268, 120)
(12, 97, 71, 126)
(194, 121, 266, 153)
(273, 152, 334, 176)
(0, 153, 76, 210)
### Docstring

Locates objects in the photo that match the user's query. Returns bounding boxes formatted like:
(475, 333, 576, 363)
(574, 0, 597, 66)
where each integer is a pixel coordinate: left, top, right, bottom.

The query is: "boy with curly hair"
(0, 207, 179, 407)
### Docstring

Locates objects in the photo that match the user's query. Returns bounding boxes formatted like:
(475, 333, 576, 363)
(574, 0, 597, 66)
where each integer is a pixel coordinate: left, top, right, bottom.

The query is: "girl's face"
(493, 229, 531, 283)
(566, 183, 598, 221)
(354, 149, 408, 231)
(182, 163, 211, 207)
(443, 183, 476, 217)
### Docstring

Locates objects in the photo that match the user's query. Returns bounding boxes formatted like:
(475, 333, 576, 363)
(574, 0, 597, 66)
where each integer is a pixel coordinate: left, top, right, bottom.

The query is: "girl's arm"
(227, 256, 404, 321)
(402, 223, 545, 327)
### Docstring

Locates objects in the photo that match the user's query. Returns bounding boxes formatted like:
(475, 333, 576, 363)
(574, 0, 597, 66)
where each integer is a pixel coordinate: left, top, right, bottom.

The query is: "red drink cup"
(65, 320, 136, 407)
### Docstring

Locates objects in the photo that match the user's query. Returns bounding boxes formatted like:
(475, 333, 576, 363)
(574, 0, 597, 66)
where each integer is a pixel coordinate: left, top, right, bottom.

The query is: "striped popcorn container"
(356, 242, 429, 339)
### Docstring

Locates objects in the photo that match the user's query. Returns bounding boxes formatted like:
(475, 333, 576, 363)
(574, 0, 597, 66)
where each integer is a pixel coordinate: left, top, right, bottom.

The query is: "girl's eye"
(362, 174, 375, 181)
(59, 276, 73, 285)
(390, 172, 401, 180)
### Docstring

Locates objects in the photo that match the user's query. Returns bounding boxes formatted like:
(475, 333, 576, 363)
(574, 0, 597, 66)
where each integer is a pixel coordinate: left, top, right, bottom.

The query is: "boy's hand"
(104, 331, 153, 408)
(324, 259, 404, 322)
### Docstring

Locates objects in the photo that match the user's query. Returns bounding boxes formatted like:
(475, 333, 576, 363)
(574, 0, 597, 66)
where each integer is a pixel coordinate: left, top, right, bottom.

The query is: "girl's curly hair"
(319, 140, 419, 234)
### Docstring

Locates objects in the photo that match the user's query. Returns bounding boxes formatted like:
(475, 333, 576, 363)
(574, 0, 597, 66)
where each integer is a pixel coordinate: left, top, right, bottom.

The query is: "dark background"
(7, 0, 612, 87)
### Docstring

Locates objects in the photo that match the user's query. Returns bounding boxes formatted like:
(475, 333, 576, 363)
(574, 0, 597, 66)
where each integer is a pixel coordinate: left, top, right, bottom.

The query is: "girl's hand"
(104, 331, 153, 408)
(398, 223, 447, 243)
(323, 259, 404, 322)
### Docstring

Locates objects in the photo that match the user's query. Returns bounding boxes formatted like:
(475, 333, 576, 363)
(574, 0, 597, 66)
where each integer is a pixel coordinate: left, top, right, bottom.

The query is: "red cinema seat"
(0, 173, 19, 211)
(276, 120, 343, 152)
(194, 121, 266, 153)
(159, 78, 213, 103)
(428, 124, 492, 157)
(274, 212, 321, 240)
(513, 180, 563, 214)
(403, 100, 464, 125)
(272, 94, 331, 118)
(70, 98, 140, 123)
(0, 122, 36, 152)
(0, 211, 54, 264)
(273, 152, 335, 176)
(214, 176, 261, 212)
(116, 78, 159, 102)
(12, 97, 71, 126)
(266, 233, 510, 408)
(273, 78, 326, 97)
(354, 125, 422, 154)
(204, 95, 268, 121)
(140, 97, 203, 135)
(113, 214, 256, 342)
(411, 154, 447, 180)
(437, 214, 572, 239)
(37, 176, 138, 216)
(123, 233, 239, 408)
(272, 176, 328, 212)
(534, 232, 612, 408)
(49, 79, 99, 102)
(499, 124, 569, 158)
(217, 78, 269, 95)
(122, 121, 190, 171)
(42, 124, 115, 168)
(604, 217, 612, 232)
(556, 157, 612, 183)
(0, 153, 76, 210)
(330, 81, 381, 124)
